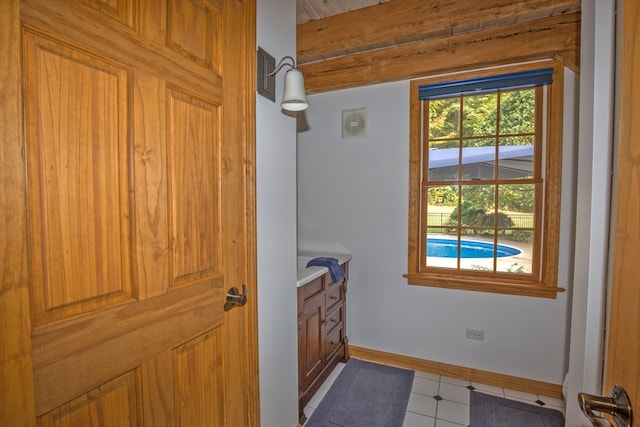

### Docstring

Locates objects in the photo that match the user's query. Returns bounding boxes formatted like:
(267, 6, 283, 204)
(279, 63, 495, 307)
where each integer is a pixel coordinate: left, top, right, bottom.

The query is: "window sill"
(403, 274, 565, 299)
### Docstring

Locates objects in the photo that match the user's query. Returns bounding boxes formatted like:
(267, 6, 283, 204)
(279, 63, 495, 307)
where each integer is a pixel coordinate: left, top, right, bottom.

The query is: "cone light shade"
(281, 69, 309, 111)
(257, 50, 309, 112)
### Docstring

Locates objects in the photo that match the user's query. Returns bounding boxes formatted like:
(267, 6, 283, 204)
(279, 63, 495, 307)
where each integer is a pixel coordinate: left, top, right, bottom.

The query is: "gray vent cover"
(342, 107, 367, 139)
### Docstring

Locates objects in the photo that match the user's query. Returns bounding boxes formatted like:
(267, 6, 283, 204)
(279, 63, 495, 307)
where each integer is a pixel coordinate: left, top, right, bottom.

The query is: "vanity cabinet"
(297, 261, 349, 423)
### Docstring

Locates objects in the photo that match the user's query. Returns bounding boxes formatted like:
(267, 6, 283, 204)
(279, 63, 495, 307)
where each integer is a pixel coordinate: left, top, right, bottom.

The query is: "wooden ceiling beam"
(299, 12, 580, 94)
(297, 0, 581, 64)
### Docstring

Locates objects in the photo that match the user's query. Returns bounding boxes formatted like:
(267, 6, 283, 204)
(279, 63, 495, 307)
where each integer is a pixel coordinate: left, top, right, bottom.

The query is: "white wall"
(256, 1, 299, 426)
(565, 1, 616, 425)
(297, 70, 578, 385)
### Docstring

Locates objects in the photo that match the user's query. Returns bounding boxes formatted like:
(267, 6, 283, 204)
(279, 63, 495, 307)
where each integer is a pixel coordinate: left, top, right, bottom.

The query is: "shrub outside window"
(405, 62, 565, 298)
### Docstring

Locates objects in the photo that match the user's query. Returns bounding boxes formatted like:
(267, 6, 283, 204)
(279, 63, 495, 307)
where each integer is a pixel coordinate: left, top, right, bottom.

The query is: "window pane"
(463, 93, 497, 137)
(426, 185, 459, 269)
(498, 137, 534, 179)
(459, 230, 495, 272)
(495, 182, 534, 274)
(461, 139, 497, 180)
(459, 185, 494, 227)
(499, 89, 535, 135)
(426, 185, 458, 232)
(426, 235, 459, 269)
(428, 145, 459, 181)
(429, 98, 460, 140)
(496, 234, 531, 274)
(497, 184, 535, 216)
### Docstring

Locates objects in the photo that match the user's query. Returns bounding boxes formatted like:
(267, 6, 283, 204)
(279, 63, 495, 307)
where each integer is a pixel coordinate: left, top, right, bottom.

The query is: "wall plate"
(257, 47, 276, 102)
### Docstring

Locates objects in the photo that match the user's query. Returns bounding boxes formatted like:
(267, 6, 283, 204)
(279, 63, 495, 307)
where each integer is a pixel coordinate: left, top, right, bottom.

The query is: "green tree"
(499, 89, 535, 135)
(427, 186, 457, 205)
(462, 185, 494, 208)
(463, 93, 497, 137)
(428, 97, 459, 140)
(498, 185, 535, 213)
(448, 201, 514, 231)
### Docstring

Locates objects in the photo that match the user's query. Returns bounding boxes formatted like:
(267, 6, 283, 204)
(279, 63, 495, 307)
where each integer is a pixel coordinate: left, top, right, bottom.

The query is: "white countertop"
(296, 252, 352, 287)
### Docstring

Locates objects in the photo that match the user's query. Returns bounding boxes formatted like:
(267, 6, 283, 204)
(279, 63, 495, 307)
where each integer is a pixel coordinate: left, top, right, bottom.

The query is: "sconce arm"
(268, 56, 297, 76)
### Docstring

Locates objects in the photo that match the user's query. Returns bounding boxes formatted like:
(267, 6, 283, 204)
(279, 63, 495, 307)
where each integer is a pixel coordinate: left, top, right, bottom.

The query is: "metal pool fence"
(427, 212, 533, 228)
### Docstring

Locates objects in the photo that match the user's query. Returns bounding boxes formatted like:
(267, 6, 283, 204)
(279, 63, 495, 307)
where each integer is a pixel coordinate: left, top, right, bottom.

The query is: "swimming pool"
(426, 238, 521, 258)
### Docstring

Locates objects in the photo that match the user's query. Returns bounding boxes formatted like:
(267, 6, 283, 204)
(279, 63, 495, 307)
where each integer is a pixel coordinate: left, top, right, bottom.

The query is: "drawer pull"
(329, 295, 338, 300)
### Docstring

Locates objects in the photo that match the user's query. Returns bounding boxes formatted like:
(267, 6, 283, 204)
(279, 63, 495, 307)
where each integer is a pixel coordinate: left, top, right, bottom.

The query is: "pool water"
(427, 238, 521, 258)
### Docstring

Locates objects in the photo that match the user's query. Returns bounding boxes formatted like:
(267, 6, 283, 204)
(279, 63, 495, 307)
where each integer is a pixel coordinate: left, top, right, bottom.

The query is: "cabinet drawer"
(325, 282, 342, 311)
(326, 324, 343, 358)
(326, 304, 343, 333)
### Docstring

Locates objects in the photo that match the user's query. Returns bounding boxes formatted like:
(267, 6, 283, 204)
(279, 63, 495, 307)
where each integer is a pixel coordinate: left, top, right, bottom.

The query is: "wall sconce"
(257, 47, 309, 112)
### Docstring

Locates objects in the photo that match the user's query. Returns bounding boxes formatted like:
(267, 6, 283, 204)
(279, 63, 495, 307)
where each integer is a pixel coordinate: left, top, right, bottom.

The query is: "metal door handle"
(224, 285, 247, 311)
(578, 385, 632, 427)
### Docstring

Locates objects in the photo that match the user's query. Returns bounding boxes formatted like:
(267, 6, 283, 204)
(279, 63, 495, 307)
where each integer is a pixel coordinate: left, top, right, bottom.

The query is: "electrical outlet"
(466, 328, 484, 341)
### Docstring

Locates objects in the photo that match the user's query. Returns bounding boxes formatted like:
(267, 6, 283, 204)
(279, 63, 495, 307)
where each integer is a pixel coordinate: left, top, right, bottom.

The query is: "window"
(405, 62, 565, 298)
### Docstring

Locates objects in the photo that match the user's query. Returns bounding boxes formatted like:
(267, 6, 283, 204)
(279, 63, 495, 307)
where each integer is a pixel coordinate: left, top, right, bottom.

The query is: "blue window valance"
(418, 68, 553, 100)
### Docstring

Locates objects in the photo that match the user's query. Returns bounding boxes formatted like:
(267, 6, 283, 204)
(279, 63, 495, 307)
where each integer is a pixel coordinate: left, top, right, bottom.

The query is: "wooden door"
(604, 0, 640, 420)
(0, 0, 258, 426)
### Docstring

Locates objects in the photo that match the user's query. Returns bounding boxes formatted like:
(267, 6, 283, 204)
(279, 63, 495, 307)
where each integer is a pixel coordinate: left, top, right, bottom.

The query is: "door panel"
(38, 371, 141, 427)
(132, 72, 170, 299)
(174, 330, 225, 426)
(0, 0, 257, 425)
(166, 0, 222, 72)
(605, 0, 640, 420)
(167, 88, 221, 285)
(23, 29, 133, 326)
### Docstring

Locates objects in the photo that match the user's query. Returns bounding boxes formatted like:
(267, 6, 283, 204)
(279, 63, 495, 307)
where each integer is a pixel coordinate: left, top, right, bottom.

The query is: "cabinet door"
(299, 292, 326, 391)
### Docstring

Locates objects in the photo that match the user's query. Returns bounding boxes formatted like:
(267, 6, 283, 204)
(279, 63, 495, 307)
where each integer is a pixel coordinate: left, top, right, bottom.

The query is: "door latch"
(224, 284, 247, 311)
(578, 385, 632, 427)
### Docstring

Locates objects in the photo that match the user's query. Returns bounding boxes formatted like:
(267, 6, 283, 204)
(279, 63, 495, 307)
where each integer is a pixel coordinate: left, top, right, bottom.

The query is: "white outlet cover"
(466, 328, 484, 340)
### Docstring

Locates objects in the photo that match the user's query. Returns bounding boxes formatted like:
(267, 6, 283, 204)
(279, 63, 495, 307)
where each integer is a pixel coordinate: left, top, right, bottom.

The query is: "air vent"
(342, 107, 367, 139)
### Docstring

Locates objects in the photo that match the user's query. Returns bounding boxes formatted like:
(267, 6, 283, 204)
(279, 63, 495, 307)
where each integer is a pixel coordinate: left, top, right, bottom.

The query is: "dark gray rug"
(305, 359, 414, 427)
(470, 391, 565, 427)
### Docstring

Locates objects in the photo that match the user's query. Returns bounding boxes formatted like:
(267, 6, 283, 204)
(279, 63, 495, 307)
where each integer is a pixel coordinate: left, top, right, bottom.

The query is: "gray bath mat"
(470, 391, 564, 427)
(305, 359, 414, 427)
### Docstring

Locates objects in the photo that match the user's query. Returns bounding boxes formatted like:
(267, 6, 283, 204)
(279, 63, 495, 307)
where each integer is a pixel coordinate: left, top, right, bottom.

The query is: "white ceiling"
(296, 0, 390, 24)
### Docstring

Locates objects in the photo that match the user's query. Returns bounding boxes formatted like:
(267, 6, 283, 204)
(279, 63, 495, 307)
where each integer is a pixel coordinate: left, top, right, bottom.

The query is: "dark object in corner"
(306, 257, 345, 283)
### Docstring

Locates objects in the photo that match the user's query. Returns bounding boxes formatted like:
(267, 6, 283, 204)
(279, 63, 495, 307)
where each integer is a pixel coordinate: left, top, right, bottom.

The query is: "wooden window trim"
(405, 61, 565, 299)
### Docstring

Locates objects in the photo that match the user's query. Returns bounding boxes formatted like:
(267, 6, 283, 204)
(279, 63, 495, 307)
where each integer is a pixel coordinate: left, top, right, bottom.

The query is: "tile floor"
(303, 360, 566, 427)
